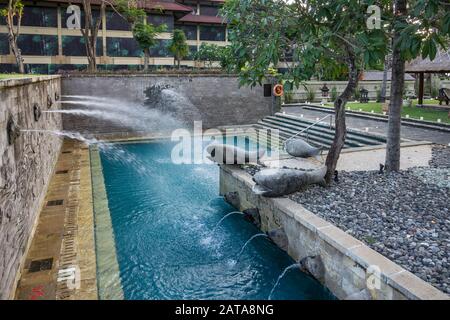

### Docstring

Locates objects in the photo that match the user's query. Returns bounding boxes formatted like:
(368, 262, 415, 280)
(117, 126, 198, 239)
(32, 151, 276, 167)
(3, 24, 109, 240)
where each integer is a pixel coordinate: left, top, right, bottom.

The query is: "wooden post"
(418, 72, 424, 106)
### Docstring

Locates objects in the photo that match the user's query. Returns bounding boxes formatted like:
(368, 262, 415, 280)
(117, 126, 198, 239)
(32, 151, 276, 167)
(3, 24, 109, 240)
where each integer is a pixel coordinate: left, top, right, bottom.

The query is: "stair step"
(254, 123, 360, 148)
(274, 113, 387, 143)
(261, 117, 372, 146)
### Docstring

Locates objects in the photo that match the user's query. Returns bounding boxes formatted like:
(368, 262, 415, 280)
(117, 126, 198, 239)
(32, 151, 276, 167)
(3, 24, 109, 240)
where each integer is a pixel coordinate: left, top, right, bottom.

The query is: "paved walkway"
(15, 140, 97, 300)
(282, 106, 450, 145)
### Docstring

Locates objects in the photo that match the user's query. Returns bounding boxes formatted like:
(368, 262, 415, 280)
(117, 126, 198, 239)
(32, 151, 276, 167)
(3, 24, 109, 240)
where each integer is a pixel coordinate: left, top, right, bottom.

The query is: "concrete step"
(272, 113, 386, 144)
(262, 117, 381, 146)
(254, 122, 360, 148)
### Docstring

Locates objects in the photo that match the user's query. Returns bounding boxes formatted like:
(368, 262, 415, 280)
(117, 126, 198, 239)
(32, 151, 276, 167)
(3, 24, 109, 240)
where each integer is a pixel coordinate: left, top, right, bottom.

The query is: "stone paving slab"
(260, 143, 433, 172)
(14, 140, 98, 300)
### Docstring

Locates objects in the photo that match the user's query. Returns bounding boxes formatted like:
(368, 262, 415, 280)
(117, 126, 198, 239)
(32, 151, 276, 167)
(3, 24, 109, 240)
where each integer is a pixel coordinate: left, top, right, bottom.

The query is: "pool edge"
(90, 147, 125, 300)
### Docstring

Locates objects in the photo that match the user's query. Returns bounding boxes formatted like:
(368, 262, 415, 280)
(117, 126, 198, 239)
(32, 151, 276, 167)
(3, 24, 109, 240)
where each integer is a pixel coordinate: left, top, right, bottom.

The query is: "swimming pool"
(95, 136, 334, 300)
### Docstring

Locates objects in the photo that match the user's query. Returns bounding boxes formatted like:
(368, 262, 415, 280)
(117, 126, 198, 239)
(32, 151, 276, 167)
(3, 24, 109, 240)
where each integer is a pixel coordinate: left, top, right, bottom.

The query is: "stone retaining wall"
(0, 76, 62, 299)
(289, 80, 416, 102)
(219, 165, 449, 300)
(61, 75, 272, 135)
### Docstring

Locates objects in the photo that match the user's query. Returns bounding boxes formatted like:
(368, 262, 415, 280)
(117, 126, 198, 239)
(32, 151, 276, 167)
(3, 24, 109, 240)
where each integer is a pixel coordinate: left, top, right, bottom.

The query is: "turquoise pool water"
(99, 137, 334, 300)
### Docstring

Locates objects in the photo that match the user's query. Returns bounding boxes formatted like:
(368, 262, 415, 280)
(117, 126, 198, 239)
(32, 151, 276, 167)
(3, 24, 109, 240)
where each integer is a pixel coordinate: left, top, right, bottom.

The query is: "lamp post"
(320, 84, 329, 105)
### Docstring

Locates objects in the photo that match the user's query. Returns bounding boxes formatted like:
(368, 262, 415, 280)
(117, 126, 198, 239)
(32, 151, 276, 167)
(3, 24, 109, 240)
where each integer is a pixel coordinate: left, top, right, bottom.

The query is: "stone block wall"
(288, 80, 416, 103)
(0, 76, 62, 299)
(219, 165, 448, 300)
(61, 75, 272, 135)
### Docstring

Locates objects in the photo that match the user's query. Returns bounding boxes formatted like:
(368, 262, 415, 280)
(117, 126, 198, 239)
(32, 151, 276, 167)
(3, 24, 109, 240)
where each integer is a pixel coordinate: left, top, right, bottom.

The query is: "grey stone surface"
(299, 255, 326, 283)
(62, 75, 272, 134)
(0, 76, 62, 299)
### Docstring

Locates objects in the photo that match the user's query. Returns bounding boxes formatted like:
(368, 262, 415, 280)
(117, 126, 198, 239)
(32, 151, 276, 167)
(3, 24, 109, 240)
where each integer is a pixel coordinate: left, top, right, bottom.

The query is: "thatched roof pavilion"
(405, 50, 450, 105)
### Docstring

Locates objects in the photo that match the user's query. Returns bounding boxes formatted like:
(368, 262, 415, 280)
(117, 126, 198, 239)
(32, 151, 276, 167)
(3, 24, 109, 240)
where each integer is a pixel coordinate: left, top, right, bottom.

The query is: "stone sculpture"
(285, 138, 322, 158)
(252, 167, 327, 197)
(206, 143, 265, 165)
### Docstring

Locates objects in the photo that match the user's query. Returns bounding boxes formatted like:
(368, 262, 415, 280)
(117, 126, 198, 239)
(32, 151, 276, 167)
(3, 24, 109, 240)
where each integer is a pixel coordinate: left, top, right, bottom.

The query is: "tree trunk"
(177, 56, 181, 69)
(5, 1, 25, 74)
(385, 0, 407, 172)
(81, 0, 104, 72)
(8, 35, 24, 73)
(324, 46, 360, 184)
(380, 54, 389, 102)
(144, 48, 149, 72)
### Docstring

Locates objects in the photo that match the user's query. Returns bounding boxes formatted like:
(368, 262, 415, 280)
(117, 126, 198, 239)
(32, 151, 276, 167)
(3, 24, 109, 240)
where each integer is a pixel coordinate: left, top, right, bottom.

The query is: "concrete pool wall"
(219, 164, 449, 300)
(61, 74, 272, 135)
(0, 76, 62, 299)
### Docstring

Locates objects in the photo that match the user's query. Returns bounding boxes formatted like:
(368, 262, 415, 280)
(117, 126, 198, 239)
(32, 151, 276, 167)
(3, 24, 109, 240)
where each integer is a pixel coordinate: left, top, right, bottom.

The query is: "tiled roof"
(42, 0, 193, 12)
(177, 13, 226, 24)
(405, 50, 450, 73)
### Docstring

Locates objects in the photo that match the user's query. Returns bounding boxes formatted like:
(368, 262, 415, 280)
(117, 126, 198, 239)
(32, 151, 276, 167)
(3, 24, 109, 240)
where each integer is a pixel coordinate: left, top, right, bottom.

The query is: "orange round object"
(273, 84, 284, 97)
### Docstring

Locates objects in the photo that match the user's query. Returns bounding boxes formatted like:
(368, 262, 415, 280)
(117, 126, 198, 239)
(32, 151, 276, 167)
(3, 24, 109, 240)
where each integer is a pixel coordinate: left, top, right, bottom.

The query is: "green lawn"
(324, 99, 449, 124)
(0, 73, 42, 80)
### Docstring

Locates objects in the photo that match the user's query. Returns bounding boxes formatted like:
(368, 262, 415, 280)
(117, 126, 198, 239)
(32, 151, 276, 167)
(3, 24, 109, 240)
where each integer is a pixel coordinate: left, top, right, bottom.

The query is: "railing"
(283, 114, 333, 147)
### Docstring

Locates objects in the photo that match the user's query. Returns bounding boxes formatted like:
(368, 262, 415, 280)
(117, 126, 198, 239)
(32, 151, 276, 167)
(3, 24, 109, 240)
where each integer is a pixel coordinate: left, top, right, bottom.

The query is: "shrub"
(284, 90, 294, 104)
(331, 86, 338, 102)
(375, 86, 382, 102)
(353, 86, 361, 101)
(306, 86, 316, 102)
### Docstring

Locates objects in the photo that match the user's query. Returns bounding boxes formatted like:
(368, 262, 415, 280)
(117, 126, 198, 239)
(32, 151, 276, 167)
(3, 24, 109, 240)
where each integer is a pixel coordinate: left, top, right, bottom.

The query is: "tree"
(194, 43, 221, 68)
(193, 43, 233, 70)
(133, 22, 167, 71)
(115, 0, 166, 71)
(81, 0, 106, 72)
(385, 0, 449, 171)
(169, 29, 189, 69)
(223, 0, 388, 184)
(1, 0, 25, 73)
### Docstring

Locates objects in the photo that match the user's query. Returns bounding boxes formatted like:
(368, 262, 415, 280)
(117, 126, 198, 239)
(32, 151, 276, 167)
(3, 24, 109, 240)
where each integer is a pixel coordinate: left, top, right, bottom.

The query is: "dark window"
(174, 24, 197, 40)
(0, 64, 16, 73)
(62, 36, 103, 56)
(147, 14, 173, 32)
(18, 35, 58, 56)
(150, 40, 172, 57)
(0, 33, 9, 54)
(62, 8, 102, 29)
(99, 64, 140, 71)
(22, 6, 57, 27)
(107, 37, 142, 57)
(200, 5, 220, 16)
(200, 25, 225, 41)
(187, 45, 197, 60)
(0, 4, 5, 25)
(106, 11, 130, 31)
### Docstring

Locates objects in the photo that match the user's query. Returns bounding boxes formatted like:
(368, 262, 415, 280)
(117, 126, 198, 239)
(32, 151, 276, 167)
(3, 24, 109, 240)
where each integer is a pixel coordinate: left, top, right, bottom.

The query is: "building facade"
(0, 0, 227, 73)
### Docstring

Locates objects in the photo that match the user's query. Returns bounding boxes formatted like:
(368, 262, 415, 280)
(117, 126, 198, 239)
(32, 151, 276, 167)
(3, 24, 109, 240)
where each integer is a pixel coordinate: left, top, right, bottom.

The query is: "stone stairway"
(249, 112, 387, 149)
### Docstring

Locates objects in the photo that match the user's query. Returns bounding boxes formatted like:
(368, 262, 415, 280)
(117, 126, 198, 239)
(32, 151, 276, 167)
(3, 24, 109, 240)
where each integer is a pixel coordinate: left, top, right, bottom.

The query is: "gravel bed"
(242, 145, 450, 294)
(289, 169, 449, 294)
(430, 144, 450, 169)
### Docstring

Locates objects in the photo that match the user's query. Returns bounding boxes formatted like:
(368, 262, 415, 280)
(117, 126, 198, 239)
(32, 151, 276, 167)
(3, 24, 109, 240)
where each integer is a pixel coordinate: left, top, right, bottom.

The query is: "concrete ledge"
(62, 73, 239, 78)
(90, 147, 124, 300)
(0, 75, 60, 89)
(220, 164, 449, 300)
